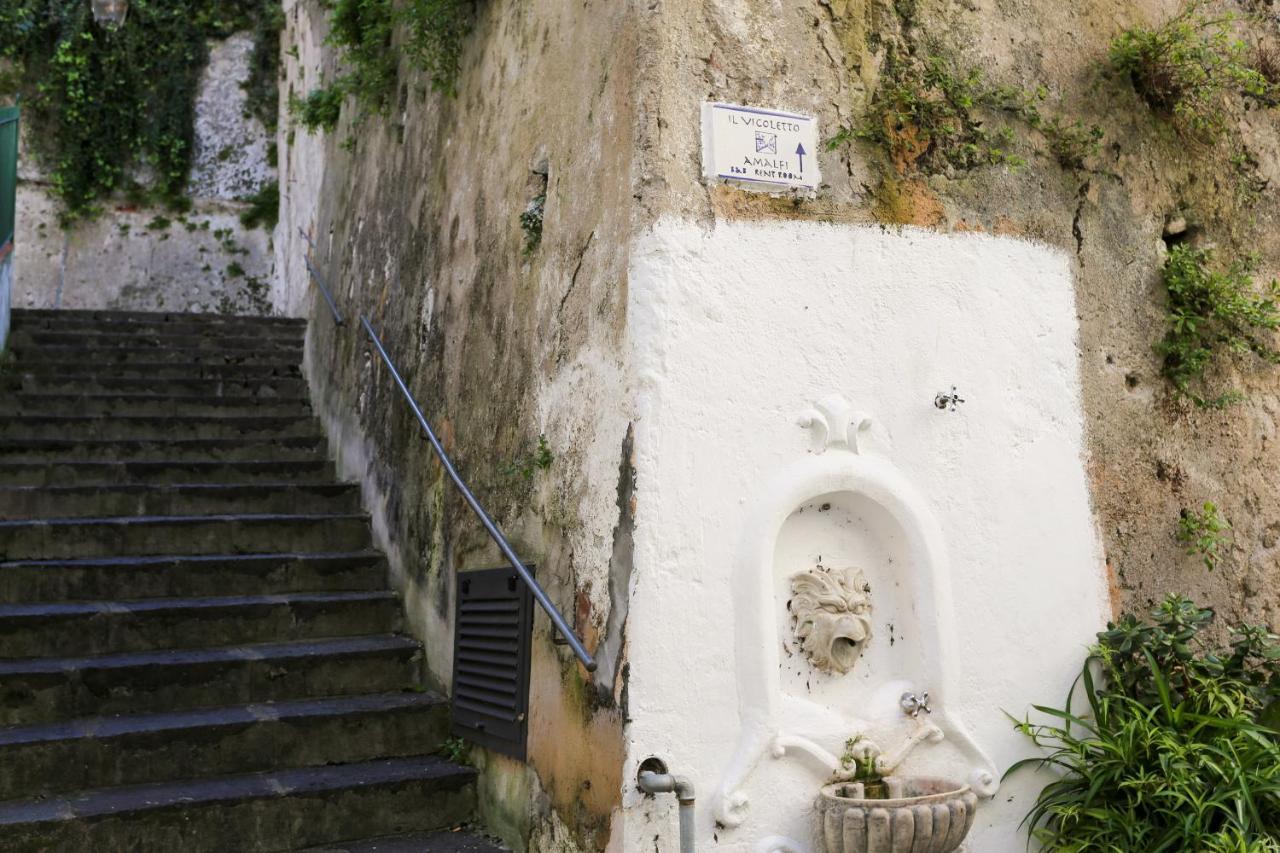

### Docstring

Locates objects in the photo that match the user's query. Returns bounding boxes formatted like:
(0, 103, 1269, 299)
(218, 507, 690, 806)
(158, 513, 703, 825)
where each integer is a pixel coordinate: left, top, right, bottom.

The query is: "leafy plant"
(290, 85, 347, 133)
(238, 180, 279, 230)
(0, 0, 282, 221)
(837, 735, 887, 798)
(1157, 244, 1280, 406)
(831, 52, 1101, 175)
(439, 736, 471, 765)
(1177, 500, 1231, 570)
(1008, 596, 1280, 851)
(291, 0, 474, 133)
(1109, 1, 1275, 137)
(501, 434, 553, 483)
(519, 192, 545, 254)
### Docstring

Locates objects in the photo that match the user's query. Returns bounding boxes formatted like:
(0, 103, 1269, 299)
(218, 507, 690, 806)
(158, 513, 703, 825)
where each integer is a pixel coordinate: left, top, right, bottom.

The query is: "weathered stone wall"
(277, 1, 639, 850)
(12, 33, 276, 314)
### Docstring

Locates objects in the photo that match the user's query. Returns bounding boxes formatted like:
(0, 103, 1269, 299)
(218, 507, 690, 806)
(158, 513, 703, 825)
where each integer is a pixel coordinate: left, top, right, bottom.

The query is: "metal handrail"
(298, 231, 597, 672)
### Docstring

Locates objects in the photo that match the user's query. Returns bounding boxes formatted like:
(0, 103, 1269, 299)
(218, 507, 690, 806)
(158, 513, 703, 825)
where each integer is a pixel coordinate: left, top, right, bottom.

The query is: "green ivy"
(291, 0, 474, 135)
(0, 0, 282, 221)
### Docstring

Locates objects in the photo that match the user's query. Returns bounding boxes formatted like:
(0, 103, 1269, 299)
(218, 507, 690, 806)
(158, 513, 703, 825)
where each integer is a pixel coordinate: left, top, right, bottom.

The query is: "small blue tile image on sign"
(755, 131, 777, 154)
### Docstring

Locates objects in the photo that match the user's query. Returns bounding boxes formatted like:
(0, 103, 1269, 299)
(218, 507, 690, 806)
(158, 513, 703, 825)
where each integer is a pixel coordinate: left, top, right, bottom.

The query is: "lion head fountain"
(788, 566, 873, 674)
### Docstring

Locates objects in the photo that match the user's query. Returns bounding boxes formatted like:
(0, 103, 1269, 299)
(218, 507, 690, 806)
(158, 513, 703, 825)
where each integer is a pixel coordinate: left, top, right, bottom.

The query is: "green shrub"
(1008, 596, 1280, 851)
(1109, 1, 1274, 137)
(1177, 500, 1231, 570)
(290, 86, 347, 133)
(1157, 244, 1280, 406)
(239, 181, 278, 230)
(290, 0, 474, 133)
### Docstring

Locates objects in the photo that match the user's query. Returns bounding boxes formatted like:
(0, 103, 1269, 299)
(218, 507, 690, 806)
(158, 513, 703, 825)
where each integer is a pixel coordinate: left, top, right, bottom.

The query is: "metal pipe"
(297, 228, 344, 326)
(359, 314, 597, 672)
(637, 771, 695, 853)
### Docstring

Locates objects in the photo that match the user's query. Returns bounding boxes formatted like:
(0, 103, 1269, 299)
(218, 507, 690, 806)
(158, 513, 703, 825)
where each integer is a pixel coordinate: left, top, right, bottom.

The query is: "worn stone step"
(3, 374, 308, 398)
(0, 436, 327, 463)
(11, 308, 306, 329)
(0, 551, 387, 602)
(0, 634, 421, 725)
(0, 513, 372, 560)
(0, 692, 449, 801)
(9, 329, 304, 351)
(0, 590, 401, 657)
(297, 830, 507, 853)
(8, 361, 304, 381)
(0, 755, 474, 853)
(10, 345, 303, 366)
(0, 482, 361, 519)
(0, 414, 322, 442)
(0, 393, 311, 417)
(0, 459, 336, 487)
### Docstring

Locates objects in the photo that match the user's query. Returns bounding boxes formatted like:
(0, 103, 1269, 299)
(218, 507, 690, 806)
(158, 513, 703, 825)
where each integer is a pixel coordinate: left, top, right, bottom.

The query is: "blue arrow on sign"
(795, 142, 807, 172)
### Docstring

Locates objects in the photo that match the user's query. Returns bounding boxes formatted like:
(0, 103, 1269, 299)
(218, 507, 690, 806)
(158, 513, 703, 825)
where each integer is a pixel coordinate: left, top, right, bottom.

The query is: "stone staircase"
(0, 309, 496, 852)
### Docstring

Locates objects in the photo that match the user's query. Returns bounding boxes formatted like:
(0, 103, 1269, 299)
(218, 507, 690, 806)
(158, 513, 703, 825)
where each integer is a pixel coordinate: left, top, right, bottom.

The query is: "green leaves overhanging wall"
(0, 0, 281, 221)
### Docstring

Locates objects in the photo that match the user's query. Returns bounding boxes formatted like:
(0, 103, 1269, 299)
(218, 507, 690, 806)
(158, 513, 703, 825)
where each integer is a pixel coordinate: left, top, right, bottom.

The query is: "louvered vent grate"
(450, 566, 534, 759)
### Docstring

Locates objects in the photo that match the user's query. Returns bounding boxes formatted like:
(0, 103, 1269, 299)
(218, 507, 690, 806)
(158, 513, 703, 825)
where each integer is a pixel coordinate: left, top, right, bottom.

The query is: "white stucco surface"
(620, 218, 1110, 853)
(188, 33, 275, 200)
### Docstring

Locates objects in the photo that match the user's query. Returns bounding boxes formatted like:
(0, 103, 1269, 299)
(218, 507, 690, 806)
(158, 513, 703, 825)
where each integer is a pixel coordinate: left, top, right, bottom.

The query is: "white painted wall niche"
(620, 218, 1110, 853)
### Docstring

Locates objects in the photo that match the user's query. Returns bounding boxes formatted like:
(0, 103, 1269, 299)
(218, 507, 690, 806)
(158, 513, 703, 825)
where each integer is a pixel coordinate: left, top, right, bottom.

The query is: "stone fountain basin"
(817, 777, 977, 853)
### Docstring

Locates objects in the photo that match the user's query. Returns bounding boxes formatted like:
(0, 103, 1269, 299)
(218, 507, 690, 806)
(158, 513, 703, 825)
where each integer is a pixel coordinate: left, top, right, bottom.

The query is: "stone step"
(8, 361, 304, 381)
(9, 345, 303, 366)
(0, 755, 475, 853)
(0, 436, 328, 463)
(0, 590, 401, 657)
(0, 414, 322, 442)
(11, 308, 306, 330)
(0, 692, 449, 800)
(297, 830, 507, 853)
(0, 482, 361, 519)
(0, 513, 372, 560)
(0, 393, 311, 417)
(0, 459, 336, 487)
(0, 551, 387, 602)
(0, 634, 421, 725)
(4, 374, 308, 398)
(9, 329, 304, 351)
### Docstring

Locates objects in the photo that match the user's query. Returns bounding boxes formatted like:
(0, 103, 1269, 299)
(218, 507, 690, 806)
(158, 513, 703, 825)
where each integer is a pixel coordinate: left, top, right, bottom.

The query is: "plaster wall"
(12, 33, 275, 314)
(619, 218, 1110, 853)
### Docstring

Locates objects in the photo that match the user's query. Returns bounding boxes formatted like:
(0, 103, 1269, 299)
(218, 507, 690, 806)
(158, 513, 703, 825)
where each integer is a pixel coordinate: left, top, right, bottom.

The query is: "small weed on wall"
(1177, 501, 1230, 570)
(1108, 1, 1276, 139)
(1157, 244, 1280, 407)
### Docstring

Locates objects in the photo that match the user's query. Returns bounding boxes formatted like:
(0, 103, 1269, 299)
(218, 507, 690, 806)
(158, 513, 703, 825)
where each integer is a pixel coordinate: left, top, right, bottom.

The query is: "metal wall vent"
(450, 565, 534, 759)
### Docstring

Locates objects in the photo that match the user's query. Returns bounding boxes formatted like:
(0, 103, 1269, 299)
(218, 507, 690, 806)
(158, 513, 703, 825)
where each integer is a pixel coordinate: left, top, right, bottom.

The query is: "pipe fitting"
(637, 763, 696, 853)
(638, 770, 696, 804)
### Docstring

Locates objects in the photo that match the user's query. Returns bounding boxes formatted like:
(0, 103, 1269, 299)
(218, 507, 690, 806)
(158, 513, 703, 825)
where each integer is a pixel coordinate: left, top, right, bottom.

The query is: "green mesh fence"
(0, 106, 18, 253)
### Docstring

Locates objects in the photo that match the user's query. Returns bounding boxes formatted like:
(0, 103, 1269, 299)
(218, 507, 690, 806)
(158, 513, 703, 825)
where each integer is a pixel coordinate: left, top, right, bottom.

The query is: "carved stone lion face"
(788, 566, 872, 674)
